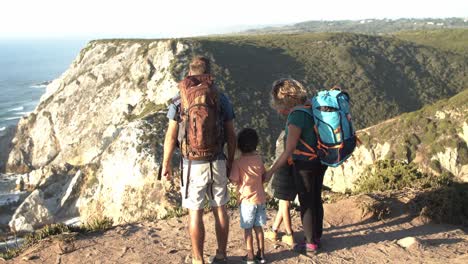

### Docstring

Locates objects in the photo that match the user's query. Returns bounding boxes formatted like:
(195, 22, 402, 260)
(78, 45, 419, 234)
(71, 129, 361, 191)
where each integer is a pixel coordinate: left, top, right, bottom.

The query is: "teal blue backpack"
(290, 87, 358, 167)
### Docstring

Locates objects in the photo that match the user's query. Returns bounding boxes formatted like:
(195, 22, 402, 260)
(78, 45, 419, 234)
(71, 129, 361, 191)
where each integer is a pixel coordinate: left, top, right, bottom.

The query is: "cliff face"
(8, 40, 184, 172)
(6, 40, 188, 231)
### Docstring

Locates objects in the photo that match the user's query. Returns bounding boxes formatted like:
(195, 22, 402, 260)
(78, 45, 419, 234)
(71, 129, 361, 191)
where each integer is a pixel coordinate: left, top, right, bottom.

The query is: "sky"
(0, 0, 467, 39)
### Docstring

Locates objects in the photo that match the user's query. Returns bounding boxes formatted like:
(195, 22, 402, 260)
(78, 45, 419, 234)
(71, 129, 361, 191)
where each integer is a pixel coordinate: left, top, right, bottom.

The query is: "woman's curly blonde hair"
(270, 78, 308, 110)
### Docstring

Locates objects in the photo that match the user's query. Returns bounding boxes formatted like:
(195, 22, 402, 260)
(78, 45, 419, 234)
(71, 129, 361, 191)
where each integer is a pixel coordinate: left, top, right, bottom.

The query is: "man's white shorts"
(181, 159, 229, 210)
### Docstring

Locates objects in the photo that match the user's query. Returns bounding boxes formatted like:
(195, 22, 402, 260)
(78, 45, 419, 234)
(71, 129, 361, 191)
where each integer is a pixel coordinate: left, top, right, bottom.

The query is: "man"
(162, 56, 236, 264)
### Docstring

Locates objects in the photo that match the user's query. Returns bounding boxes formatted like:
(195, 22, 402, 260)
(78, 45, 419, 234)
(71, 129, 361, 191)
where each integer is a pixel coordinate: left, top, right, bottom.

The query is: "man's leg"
(210, 160, 230, 259)
(189, 209, 205, 262)
(212, 205, 229, 257)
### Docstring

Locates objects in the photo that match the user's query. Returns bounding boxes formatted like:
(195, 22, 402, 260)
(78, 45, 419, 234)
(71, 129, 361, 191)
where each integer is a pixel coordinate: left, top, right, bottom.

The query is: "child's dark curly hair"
(237, 128, 258, 153)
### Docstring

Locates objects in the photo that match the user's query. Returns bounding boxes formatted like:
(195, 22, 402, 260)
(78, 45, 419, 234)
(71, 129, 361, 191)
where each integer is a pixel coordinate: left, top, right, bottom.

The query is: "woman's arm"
(264, 124, 302, 181)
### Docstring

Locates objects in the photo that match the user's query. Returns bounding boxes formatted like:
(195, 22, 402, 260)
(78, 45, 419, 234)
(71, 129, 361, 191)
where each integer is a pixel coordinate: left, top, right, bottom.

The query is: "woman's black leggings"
(293, 160, 327, 244)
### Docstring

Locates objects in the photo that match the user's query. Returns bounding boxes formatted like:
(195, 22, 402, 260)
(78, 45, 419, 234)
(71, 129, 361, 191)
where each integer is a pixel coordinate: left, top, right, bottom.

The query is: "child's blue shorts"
(239, 202, 267, 229)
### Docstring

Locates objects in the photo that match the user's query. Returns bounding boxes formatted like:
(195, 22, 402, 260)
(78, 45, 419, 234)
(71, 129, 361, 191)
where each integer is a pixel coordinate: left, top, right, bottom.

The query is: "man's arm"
(162, 119, 178, 179)
(224, 120, 236, 176)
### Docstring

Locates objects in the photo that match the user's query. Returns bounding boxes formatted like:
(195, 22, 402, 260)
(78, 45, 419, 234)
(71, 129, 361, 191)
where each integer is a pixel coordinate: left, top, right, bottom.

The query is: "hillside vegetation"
(242, 18, 468, 35)
(166, 32, 468, 157)
(394, 29, 468, 55)
(359, 88, 468, 169)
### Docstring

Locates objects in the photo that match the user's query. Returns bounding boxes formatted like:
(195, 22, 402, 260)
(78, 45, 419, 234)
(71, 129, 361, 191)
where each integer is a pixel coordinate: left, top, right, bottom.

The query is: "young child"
(229, 128, 267, 264)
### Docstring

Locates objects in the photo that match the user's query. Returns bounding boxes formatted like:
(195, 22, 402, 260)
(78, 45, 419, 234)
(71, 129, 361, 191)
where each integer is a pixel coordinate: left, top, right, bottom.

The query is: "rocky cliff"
(4, 40, 189, 231)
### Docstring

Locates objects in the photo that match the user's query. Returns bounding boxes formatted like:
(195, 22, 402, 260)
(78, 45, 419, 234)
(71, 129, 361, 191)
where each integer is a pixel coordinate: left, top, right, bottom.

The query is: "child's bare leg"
(254, 226, 265, 258)
(244, 228, 254, 260)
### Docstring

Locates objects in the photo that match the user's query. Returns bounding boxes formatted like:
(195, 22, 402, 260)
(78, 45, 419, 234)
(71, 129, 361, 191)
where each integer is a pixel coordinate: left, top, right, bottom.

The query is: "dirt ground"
(4, 196, 468, 264)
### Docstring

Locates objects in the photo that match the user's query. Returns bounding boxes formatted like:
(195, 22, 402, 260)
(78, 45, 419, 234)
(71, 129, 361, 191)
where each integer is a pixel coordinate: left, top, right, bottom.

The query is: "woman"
(264, 78, 327, 254)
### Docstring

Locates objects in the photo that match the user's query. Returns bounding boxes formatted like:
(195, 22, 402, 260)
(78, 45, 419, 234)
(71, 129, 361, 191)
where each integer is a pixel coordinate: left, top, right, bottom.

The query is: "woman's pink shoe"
(293, 243, 318, 255)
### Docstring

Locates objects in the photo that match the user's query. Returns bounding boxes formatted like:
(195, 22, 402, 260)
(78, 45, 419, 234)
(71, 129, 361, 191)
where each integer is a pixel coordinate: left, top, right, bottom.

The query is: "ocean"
(0, 39, 88, 131)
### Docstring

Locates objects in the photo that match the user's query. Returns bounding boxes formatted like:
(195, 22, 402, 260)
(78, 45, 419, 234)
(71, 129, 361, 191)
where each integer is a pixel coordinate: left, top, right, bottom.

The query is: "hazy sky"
(1, 0, 467, 39)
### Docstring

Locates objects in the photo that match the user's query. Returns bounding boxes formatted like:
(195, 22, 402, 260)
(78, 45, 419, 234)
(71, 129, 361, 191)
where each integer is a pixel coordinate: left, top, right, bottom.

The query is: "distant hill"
(393, 29, 468, 55)
(179, 32, 468, 156)
(242, 18, 468, 35)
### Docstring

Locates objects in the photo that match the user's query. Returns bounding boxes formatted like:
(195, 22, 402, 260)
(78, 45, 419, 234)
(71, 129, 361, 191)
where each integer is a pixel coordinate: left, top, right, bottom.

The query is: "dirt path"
(4, 197, 468, 263)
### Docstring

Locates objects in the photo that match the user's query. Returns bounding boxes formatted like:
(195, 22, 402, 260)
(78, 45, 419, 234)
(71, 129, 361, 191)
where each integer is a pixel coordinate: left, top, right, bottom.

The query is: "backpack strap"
(209, 161, 214, 199)
(185, 160, 192, 199)
(180, 155, 184, 186)
(286, 104, 318, 164)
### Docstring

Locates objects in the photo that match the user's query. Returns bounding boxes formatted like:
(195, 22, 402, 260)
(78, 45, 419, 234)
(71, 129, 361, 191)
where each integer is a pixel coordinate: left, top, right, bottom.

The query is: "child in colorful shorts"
(229, 128, 267, 264)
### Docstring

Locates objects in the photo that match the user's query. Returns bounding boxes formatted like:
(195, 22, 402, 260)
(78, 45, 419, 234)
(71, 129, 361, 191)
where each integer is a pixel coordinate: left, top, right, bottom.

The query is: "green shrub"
(354, 159, 452, 194)
(411, 182, 468, 225)
(429, 159, 442, 173)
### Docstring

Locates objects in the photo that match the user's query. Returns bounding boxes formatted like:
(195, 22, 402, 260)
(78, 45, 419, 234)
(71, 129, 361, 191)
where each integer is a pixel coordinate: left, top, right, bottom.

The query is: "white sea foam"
(4, 116, 21, 121)
(16, 111, 31, 116)
(30, 81, 51, 89)
(30, 84, 48, 89)
(7, 106, 24, 112)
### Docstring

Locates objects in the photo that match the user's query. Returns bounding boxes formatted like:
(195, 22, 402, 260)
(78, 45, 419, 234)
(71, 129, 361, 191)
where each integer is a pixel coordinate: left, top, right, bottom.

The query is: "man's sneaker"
(241, 255, 257, 264)
(191, 259, 204, 264)
(293, 243, 318, 255)
(255, 251, 267, 264)
(264, 229, 278, 241)
(208, 255, 228, 264)
(281, 234, 294, 246)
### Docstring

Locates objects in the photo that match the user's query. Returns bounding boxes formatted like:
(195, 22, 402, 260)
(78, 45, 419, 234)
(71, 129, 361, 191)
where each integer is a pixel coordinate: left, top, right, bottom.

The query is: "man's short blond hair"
(189, 56, 211, 75)
(270, 78, 308, 110)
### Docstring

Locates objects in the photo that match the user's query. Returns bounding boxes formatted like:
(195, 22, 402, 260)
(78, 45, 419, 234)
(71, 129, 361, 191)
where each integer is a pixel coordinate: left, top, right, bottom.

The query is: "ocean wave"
(30, 80, 51, 89)
(0, 127, 5, 131)
(7, 106, 24, 112)
(4, 116, 21, 121)
(16, 111, 31, 116)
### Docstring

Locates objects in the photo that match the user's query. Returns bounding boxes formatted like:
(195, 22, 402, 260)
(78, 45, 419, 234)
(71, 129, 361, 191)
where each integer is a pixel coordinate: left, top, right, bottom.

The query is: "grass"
(0, 217, 114, 260)
(160, 207, 188, 220)
(126, 102, 167, 122)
